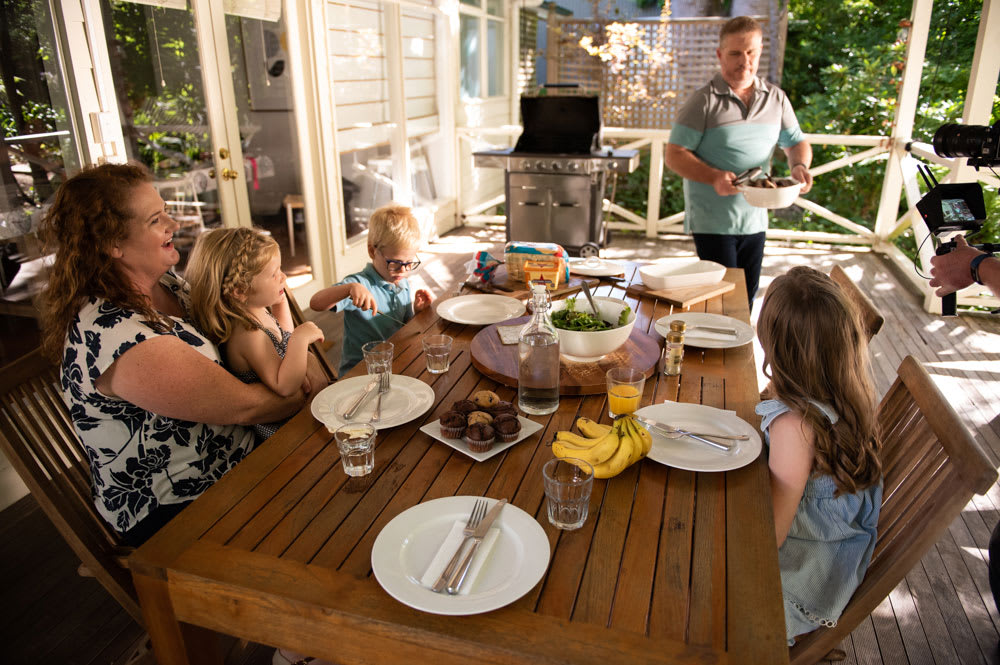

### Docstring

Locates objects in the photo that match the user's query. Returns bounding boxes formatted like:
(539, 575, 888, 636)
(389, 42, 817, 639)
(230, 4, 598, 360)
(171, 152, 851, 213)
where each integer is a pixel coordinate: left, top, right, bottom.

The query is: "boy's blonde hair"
(368, 203, 421, 250)
(186, 227, 280, 344)
(758, 266, 882, 495)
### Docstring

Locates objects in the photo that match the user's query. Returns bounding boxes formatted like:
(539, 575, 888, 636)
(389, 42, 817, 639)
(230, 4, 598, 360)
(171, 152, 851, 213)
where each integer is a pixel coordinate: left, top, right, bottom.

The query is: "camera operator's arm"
(930, 235, 1000, 296)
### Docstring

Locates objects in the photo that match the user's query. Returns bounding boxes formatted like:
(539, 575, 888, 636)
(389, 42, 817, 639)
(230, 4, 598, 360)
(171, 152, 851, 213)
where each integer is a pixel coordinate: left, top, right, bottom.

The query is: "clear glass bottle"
(518, 284, 560, 415)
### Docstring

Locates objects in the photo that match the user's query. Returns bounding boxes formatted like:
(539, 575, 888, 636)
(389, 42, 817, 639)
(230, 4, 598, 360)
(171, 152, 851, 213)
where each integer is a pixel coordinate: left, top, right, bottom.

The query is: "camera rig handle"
(934, 240, 1000, 316)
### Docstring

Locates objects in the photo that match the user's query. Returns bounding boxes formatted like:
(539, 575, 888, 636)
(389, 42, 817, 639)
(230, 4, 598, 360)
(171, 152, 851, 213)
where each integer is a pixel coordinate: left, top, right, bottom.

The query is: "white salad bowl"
(549, 296, 636, 362)
(638, 258, 726, 291)
(738, 178, 803, 209)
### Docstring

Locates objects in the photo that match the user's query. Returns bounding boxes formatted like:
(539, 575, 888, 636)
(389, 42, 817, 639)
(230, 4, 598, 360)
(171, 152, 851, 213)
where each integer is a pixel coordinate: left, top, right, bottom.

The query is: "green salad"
(551, 297, 631, 331)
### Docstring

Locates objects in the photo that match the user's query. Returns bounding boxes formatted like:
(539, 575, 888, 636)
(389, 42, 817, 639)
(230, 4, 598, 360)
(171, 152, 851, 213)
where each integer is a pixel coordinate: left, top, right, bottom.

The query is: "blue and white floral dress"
(756, 399, 882, 645)
(61, 271, 256, 535)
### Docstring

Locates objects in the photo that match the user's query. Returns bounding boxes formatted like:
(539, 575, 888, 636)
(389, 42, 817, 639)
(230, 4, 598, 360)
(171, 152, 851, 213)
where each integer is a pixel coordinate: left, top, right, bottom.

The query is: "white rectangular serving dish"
(638, 258, 727, 290)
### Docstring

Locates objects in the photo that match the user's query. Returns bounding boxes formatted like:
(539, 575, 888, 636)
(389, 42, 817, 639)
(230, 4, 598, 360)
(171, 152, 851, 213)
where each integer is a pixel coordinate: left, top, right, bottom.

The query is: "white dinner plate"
(371, 496, 550, 615)
(420, 416, 543, 461)
(436, 295, 525, 326)
(654, 312, 755, 349)
(636, 403, 762, 472)
(310, 375, 435, 430)
(568, 257, 626, 277)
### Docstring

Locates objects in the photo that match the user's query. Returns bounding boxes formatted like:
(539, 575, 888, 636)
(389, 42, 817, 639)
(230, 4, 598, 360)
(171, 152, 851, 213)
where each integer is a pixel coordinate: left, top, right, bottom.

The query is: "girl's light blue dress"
(756, 399, 882, 645)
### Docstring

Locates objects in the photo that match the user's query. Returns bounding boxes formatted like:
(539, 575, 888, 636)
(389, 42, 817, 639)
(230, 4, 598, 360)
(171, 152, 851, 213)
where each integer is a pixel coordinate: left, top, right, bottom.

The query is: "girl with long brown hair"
(756, 265, 882, 644)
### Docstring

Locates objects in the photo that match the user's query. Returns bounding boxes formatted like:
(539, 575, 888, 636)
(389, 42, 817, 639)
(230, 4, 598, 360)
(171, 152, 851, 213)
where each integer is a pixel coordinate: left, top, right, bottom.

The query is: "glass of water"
(333, 423, 376, 477)
(542, 458, 594, 530)
(362, 341, 393, 379)
(422, 334, 453, 374)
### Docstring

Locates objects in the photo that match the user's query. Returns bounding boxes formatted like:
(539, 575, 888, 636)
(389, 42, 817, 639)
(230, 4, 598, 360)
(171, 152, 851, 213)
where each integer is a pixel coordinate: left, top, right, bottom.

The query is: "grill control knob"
(550, 161, 561, 171)
(521, 160, 533, 170)
(567, 162, 580, 172)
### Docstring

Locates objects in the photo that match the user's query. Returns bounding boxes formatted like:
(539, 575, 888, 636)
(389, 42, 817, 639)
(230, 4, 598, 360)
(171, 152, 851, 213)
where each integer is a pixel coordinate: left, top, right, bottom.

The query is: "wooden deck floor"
(2, 227, 999, 665)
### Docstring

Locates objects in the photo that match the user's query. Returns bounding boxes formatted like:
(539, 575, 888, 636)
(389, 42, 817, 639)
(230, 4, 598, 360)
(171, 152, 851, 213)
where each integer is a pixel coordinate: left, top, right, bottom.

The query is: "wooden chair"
(789, 355, 997, 664)
(830, 264, 884, 340)
(0, 349, 144, 623)
(286, 289, 338, 382)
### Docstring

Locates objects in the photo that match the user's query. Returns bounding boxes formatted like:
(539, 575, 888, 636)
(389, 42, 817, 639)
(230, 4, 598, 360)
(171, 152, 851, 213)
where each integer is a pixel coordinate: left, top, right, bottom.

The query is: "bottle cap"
(669, 320, 687, 332)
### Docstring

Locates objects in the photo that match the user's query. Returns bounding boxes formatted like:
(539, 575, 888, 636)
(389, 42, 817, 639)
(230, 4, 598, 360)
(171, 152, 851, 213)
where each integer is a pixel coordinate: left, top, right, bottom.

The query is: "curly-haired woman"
(39, 163, 326, 545)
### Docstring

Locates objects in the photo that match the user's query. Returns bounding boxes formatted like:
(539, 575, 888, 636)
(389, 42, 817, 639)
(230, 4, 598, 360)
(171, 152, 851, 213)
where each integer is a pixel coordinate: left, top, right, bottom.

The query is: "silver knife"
(341, 375, 380, 420)
(446, 498, 507, 594)
(686, 325, 738, 336)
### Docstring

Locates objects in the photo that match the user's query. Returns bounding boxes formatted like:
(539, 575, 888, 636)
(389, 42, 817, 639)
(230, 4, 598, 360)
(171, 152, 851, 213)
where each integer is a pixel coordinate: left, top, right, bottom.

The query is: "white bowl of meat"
(638, 258, 727, 291)
(549, 295, 636, 362)
(739, 176, 803, 209)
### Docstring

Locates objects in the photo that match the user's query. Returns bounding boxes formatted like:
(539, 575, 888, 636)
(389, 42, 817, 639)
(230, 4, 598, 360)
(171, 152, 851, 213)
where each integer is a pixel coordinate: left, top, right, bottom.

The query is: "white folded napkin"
(661, 401, 737, 419)
(419, 520, 501, 595)
(682, 329, 740, 342)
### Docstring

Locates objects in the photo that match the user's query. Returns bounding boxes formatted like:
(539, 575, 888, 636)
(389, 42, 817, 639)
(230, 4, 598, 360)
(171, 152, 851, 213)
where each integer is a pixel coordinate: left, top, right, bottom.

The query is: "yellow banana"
(554, 429, 604, 448)
(576, 417, 612, 439)
(588, 421, 634, 478)
(624, 416, 652, 457)
(621, 417, 645, 466)
(556, 422, 621, 467)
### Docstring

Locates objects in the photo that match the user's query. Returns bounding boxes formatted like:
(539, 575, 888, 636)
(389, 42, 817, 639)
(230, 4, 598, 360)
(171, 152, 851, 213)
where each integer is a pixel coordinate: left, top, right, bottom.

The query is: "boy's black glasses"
(377, 247, 421, 272)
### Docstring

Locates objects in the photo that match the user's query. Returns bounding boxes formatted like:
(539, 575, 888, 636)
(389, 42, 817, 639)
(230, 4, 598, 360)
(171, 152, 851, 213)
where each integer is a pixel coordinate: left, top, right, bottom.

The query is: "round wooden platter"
(470, 316, 661, 395)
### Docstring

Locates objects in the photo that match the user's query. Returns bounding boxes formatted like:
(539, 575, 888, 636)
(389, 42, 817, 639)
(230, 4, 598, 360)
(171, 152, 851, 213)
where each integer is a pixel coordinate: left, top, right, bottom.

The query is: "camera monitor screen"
(916, 182, 986, 234)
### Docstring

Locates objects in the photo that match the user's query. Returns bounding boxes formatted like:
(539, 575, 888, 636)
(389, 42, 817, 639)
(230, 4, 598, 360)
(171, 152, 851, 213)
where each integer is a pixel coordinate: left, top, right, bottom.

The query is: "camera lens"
(933, 123, 992, 159)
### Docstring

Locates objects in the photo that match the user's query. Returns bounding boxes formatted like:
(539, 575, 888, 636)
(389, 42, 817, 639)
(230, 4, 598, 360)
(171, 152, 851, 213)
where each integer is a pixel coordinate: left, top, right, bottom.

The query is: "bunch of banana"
(551, 415, 653, 479)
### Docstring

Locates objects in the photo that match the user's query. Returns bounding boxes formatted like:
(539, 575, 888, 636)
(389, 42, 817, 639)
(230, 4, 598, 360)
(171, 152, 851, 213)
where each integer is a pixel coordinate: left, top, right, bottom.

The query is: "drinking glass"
(333, 423, 376, 477)
(606, 367, 645, 418)
(542, 458, 594, 530)
(422, 334, 453, 374)
(362, 340, 394, 382)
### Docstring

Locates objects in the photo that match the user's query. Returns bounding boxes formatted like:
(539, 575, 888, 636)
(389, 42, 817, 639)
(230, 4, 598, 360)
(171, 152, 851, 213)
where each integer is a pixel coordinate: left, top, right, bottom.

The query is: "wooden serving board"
(470, 316, 661, 395)
(625, 280, 735, 308)
(490, 265, 598, 299)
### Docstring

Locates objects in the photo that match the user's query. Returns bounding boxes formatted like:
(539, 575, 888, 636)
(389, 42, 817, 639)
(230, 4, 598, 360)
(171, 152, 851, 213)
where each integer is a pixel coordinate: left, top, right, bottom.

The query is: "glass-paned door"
(102, 1, 313, 284)
(1, 0, 80, 297)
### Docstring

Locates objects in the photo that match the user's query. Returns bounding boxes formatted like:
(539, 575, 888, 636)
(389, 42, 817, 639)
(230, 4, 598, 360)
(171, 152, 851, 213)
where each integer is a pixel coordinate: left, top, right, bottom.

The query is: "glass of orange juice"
(606, 367, 645, 418)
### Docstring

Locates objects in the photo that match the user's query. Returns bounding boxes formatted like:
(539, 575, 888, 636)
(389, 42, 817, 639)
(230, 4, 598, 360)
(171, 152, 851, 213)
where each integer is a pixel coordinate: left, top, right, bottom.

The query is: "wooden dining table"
(130, 265, 789, 665)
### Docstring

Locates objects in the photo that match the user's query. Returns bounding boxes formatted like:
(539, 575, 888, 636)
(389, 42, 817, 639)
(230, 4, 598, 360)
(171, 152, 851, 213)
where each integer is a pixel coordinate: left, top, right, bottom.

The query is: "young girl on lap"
(756, 266, 883, 645)
(187, 228, 324, 441)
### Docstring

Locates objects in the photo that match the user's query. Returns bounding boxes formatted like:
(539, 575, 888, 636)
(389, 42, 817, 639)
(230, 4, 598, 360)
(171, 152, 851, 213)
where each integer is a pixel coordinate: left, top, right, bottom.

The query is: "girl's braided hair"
(186, 227, 280, 344)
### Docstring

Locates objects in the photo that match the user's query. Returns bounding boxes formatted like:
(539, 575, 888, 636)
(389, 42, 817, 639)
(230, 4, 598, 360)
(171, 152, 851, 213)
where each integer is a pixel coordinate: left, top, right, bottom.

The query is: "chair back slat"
(830, 265, 884, 340)
(286, 290, 337, 382)
(0, 349, 143, 623)
(790, 356, 995, 664)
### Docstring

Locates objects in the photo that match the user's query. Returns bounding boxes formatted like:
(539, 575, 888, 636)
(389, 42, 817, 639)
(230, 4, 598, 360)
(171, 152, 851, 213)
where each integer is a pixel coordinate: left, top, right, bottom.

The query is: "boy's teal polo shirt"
(669, 74, 805, 235)
(335, 263, 414, 376)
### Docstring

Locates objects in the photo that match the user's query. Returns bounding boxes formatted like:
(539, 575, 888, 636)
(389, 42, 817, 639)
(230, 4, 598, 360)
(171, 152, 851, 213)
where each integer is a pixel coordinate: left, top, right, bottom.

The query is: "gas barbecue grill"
(473, 95, 639, 257)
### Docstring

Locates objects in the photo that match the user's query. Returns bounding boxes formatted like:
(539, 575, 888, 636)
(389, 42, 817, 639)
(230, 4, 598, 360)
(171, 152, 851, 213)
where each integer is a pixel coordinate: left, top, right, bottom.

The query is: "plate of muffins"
(419, 390, 543, 461)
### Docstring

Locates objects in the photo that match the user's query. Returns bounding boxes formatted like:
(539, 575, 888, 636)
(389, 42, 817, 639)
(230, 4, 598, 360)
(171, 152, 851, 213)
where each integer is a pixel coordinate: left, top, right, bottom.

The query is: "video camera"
(917, 121, 1000, 315)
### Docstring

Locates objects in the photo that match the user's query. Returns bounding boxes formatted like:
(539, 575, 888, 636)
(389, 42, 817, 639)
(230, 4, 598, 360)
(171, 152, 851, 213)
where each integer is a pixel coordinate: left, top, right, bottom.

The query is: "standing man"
(664, 16, 813, 305)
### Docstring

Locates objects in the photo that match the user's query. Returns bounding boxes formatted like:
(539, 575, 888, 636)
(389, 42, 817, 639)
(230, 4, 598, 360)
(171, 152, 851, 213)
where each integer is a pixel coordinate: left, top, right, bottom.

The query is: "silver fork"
(370, 371, 390, 423)
(431, 499, 487, 593)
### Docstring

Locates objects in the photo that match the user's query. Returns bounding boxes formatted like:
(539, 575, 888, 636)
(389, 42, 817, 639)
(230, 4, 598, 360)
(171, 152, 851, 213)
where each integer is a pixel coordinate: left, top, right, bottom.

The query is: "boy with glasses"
(310, 203, 433, 376)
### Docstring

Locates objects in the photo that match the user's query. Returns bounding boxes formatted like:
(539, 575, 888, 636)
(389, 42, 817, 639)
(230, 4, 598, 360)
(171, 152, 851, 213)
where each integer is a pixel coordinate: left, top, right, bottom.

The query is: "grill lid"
(513, 95, 601, 155)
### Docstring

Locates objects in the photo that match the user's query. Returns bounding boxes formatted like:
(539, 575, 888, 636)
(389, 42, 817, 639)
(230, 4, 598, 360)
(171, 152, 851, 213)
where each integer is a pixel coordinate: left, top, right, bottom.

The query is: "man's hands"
(791, 163, 813, 194)
(413, 288, 433, 312)
(712, 170, 740, 197)
(930, 234, 983, 296)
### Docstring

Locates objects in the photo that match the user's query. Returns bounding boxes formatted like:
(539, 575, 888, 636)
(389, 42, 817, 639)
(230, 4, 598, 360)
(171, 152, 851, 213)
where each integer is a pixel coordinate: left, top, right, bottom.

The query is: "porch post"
(384, 3, 413, 205)
(872, 0, 932, 245)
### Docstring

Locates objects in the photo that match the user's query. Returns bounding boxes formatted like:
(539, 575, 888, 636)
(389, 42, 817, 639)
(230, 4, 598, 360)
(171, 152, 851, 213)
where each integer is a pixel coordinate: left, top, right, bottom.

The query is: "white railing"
(457, 125, 1000, 313)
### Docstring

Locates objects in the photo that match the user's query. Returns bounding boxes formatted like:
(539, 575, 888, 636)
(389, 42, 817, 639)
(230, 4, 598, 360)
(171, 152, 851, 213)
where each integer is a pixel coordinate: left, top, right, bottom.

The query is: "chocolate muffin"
(463, 422, 496, 452)
(466, 410, 494, 426)
(452, 399, 477, 415)
(492, 414, 521, 442)
(489, 400, 517, 417)
(472, 390, 501, 409)
(440, 410, 467, 439)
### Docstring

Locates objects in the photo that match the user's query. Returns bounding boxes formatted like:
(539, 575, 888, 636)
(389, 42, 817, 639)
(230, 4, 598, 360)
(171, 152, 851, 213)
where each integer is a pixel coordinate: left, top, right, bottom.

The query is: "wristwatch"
(969, 253, 992, 285)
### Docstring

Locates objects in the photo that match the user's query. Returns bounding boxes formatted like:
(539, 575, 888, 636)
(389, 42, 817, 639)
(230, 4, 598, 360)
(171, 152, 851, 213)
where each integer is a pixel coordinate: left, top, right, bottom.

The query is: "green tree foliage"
(783, 0, 1000, 249)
